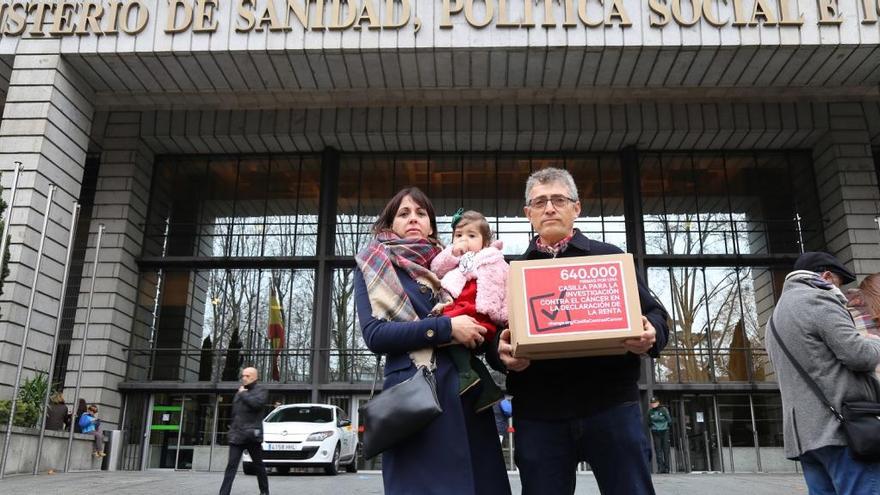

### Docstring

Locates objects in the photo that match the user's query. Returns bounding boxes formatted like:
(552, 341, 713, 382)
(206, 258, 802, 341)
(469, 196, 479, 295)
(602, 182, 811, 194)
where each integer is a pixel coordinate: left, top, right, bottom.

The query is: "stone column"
(63, 112, 155, 427)
(0, 50, 94, 397)
(811, 103, 880, 279)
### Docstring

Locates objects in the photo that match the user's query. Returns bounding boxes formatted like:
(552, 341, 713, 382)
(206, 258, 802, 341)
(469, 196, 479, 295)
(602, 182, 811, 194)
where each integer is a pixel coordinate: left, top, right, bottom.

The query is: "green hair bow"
(450, 208, 464, 229)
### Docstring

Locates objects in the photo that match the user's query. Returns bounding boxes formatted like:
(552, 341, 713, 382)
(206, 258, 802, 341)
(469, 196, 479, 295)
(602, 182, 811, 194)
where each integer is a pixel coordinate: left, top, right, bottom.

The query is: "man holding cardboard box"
(495, 167, 669, 495)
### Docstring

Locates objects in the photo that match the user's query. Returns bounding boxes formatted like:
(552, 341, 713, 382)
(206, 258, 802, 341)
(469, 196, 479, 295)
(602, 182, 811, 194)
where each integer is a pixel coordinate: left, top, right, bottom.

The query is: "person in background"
(648, 397, 672, 474)
(78, 404, 104, 457)
(219, 366, 269, 495)
(492, 398, 512, 444)
(847, 273, 880, 337)
(45, 392, 70, 431)
(73, 399, 87, 434)
(766, 252, 880, 495)
(846, 273, 880, 380)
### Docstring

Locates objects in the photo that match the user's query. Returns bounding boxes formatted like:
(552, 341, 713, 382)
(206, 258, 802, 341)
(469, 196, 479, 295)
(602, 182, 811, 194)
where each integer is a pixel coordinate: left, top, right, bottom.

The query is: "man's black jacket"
(500, 230, 670, 420)
(228, 381, 268, 445)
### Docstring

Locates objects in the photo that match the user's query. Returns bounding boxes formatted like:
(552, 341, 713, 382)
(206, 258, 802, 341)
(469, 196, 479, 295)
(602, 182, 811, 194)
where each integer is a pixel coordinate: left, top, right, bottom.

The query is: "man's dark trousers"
(218, 442, 269, 495)
(514, 401, 654, 495)
(651, 429, 671, 473)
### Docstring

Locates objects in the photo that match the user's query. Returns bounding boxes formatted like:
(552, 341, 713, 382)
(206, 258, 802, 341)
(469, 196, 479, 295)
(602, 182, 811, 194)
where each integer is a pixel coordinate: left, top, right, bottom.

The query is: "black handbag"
(358, 356, 443, 459)
(769, 317, 880, 461)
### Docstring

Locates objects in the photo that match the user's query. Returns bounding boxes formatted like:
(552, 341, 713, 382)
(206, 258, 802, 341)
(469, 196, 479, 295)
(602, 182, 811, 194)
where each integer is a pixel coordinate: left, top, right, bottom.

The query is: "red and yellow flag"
(268, 281, 285, 381)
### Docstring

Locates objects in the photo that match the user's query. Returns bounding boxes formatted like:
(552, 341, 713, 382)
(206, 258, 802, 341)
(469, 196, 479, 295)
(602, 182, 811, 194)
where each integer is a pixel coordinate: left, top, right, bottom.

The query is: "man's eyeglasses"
(526, 195, 577, 209)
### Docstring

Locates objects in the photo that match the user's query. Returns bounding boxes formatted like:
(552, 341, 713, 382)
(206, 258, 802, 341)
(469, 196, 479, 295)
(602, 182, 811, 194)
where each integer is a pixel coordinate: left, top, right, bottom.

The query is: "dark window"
(266, 406, 333, 423)
(643, 151, 820, 384)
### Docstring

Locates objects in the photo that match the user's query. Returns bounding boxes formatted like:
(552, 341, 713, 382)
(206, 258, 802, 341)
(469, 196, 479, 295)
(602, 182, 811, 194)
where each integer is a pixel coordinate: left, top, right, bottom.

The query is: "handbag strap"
(366, 352, 437, 401)
(369, 355, 382, 401)
(768, 316, 844, 422)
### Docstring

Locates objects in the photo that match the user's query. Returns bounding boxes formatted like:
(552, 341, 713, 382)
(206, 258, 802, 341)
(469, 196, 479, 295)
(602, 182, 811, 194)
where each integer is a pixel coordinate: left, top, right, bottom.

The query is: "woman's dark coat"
(355, 265, 511, 495)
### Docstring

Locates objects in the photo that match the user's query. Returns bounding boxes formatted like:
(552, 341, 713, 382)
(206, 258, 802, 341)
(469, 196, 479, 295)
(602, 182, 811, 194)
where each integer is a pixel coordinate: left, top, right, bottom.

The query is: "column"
(811, 103, 880, 279)
(0, 50, 94, 396)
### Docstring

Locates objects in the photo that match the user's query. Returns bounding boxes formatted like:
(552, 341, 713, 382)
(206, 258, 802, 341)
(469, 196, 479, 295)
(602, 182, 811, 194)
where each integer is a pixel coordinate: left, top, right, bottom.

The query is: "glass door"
(148, 394, 184, 468)
(147, 394, 217, 470)
(673, 395, 722, 472)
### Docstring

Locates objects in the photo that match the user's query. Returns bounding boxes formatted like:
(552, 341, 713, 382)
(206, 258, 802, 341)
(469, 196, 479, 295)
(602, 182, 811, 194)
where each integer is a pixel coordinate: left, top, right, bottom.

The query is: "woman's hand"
(450, 315, 487, 349)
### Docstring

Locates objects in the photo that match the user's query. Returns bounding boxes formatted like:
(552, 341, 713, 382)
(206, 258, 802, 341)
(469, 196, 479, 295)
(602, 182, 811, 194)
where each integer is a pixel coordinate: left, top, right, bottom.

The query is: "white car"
(242, 403, 359, 476)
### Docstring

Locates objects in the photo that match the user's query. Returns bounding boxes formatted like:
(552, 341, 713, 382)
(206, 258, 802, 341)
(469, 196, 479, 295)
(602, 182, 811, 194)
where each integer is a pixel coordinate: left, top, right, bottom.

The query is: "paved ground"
(0, 470, 807, 494)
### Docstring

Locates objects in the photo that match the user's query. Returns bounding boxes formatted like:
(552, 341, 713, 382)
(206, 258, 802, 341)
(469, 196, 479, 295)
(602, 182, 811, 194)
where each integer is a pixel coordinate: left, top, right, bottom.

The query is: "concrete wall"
(0, 426, 100, 475)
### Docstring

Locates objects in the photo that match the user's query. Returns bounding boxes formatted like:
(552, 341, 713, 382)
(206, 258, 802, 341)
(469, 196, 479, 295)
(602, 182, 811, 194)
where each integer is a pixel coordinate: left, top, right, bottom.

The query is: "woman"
(354, 187, 511, 495)
(44, 392, 70, 431)
(847, 273, 880, 336)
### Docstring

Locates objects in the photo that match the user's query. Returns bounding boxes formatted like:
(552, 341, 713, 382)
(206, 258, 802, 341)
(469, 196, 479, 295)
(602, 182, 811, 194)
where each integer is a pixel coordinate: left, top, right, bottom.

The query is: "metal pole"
(174, 397, 185, 470)
(34, 202, 80, 474)
(0, 184, 55, 479)
(208, 394, 219, 471)
(713, 395, 724, 473)
(749, 394, 762, 472)
(794, 213, 805, 254)
(140, 394, 154, 471)
(728, 433, 735, 473)
(875, 217, 879, 247)
(703, 430, 711, 471)
(64, 224, 104, 473)
(0, 162, 22, 289)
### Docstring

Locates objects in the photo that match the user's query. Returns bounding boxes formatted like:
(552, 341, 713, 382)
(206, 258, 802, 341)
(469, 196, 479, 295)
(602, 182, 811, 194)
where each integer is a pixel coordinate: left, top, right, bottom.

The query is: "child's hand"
(451, 238, 468, 257)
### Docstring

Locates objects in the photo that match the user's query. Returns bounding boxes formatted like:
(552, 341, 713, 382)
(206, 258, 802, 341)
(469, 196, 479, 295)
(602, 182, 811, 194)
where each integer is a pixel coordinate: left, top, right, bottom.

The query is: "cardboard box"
(507, 253, 644, 359)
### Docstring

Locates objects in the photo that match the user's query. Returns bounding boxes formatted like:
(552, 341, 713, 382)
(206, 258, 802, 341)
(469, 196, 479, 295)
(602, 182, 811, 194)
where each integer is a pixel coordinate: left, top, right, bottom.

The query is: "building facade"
(0, 0, 879, 473)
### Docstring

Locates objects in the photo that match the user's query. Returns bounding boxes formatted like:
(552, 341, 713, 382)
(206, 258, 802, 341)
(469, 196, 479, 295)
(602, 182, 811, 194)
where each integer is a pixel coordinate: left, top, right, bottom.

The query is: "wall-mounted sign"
(0, 0, 874, 38)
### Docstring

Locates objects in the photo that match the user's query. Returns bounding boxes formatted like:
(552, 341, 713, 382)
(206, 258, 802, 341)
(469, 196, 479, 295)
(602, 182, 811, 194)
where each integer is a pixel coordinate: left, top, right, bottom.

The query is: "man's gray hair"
(524, 167, 579, 203)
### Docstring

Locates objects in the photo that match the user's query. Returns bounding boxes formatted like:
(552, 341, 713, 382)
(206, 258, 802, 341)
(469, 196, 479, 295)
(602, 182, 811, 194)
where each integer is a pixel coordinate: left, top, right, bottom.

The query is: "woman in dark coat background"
(354, 187, 511, 495)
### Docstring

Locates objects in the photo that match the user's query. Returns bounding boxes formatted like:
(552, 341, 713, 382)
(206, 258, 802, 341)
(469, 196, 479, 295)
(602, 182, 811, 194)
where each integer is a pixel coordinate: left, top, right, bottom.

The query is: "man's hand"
(622, 316, 656, 355)
(498, 329, 530, 372)
(238, 385, 246, 393)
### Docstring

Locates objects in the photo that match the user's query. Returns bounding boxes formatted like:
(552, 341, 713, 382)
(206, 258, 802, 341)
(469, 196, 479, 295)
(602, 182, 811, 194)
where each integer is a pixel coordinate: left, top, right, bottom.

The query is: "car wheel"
(345, 443, 360, 473)
(324, 445, 340, 476)
(242, 462, 256, 475)
(276, 466, 290, 475)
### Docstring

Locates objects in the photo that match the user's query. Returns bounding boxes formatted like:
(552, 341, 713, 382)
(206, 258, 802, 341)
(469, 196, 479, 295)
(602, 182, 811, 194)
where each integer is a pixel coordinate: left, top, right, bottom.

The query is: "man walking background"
(219, 366, 269, 495)
(495, 167, 670, 495)
(766, 252, 880, 495)
(648, 397, 672, 474)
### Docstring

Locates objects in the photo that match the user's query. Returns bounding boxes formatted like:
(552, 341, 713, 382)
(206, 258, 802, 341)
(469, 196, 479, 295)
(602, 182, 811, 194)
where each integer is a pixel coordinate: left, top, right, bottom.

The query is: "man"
(766, 252, 880, 495)
(648, 397, 672, 474)
(496, 167, 670, 495)
(219, 367, 269, 495)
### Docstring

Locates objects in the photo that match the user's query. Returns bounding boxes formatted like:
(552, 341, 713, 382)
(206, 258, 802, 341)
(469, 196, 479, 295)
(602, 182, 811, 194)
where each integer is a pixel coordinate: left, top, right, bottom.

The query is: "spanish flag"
(268, 280, 285, 381)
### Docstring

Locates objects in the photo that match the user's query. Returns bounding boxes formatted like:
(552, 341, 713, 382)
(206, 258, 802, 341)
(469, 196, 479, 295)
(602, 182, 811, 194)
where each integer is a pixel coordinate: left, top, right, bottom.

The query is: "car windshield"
(265, 407, 333, 423)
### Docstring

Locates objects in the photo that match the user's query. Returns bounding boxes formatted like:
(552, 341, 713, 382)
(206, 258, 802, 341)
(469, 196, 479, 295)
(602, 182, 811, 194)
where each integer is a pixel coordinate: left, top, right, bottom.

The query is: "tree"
(198, 336, 213, 381)
(647, 212, 768, 383)
(222, 327, 243, 381)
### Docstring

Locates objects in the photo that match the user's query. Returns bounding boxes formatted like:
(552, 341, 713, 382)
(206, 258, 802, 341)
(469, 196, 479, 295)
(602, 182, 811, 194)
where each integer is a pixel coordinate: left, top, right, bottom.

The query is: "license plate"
(266, 443, 301, 451)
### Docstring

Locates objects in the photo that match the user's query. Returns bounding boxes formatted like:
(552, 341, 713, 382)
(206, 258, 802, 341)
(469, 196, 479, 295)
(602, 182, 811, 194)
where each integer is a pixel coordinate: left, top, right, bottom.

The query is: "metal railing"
(124, 347, 382, 385)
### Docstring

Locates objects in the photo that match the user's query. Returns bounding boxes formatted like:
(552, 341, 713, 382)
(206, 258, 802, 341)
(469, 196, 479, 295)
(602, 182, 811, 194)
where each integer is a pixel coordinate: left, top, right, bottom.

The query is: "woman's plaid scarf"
(355, 231, 450, 323)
